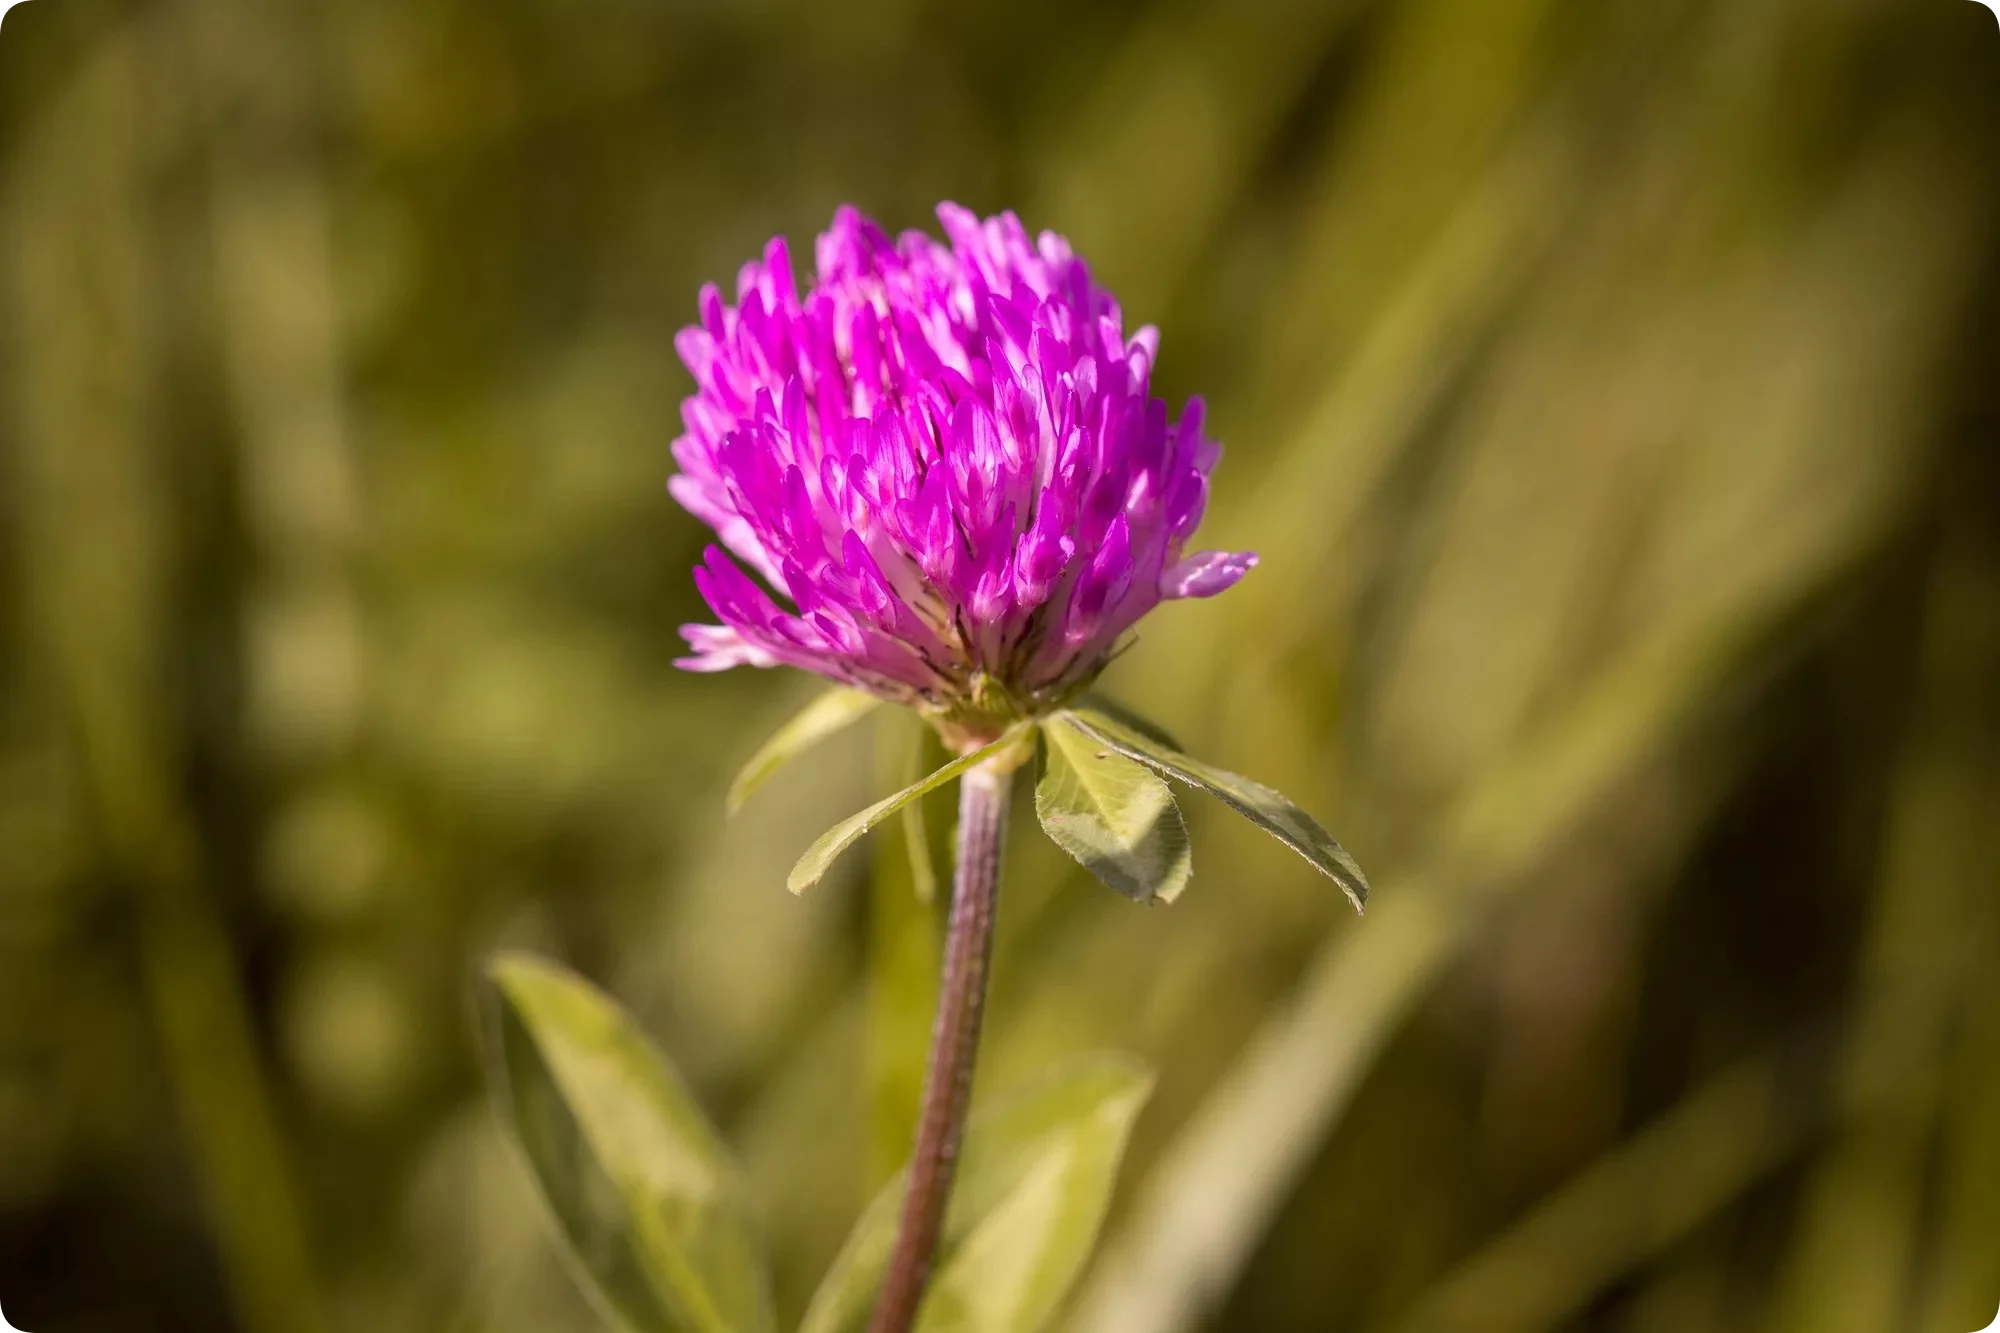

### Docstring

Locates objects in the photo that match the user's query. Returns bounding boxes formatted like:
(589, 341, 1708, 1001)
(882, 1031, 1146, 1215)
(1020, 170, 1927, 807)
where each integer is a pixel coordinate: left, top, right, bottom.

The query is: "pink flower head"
(671, 204, 1254, 743)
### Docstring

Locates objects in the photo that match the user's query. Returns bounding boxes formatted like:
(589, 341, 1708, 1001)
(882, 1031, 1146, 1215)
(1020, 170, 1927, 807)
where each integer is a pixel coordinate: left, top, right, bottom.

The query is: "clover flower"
(482, 205, 1370, 1333)
(670, 203, 1255, 747)
(672, 208, 1366, 1333)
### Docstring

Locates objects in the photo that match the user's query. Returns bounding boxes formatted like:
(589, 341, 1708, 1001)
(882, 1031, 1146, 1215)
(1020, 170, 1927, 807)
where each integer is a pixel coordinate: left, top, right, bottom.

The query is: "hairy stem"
(869, 759, 1012, 1332)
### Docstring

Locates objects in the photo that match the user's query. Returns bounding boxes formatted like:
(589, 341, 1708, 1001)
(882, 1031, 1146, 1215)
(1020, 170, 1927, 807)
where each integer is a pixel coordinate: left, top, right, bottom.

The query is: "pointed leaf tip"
(1062, 707, 1370, 913)
(727, 687, 881, 815)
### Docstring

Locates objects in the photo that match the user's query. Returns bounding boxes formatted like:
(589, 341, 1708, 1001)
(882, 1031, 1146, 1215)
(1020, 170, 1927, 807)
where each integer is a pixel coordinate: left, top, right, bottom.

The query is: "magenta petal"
(1161, 550, 1258, 599)
(666, 203, 1247, 701)
(675, 624, 779, 671)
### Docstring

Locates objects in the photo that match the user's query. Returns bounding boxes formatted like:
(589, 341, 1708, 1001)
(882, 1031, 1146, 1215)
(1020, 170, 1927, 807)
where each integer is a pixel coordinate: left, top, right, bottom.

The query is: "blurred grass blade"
(1384, 1051, 1806, 1333)
(1764, 538, 2000, 1333)
(1062, 708, 1368, 911)
(483, 953, 774, 1333)
(801, 1055, 1155, 1333)
(869, 712, 943, 1184)
(1036, 717, 1192, 904)
(789, 727, 1031, 894)
(727, 688, 881, 815)
(1067, 552, 1881, 1333)
(899, 717, 941, 906)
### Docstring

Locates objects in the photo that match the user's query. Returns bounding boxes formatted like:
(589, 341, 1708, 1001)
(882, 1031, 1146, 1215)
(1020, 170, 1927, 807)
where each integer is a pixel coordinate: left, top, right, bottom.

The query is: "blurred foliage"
(2, 0, 1999, 1330)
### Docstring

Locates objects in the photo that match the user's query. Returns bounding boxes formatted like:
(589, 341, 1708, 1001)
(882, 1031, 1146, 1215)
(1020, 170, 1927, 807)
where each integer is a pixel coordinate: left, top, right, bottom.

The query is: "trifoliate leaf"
(1061, 707, 1369, 912)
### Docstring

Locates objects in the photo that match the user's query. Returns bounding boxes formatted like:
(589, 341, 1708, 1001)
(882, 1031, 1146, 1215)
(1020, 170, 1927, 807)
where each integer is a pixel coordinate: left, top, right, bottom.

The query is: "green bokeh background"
(2, 0, 1999, 1330)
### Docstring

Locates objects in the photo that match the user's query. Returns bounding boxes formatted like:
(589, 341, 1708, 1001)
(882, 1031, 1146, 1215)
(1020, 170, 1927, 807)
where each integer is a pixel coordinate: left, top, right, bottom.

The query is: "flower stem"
(868, 759, 1012, 1333)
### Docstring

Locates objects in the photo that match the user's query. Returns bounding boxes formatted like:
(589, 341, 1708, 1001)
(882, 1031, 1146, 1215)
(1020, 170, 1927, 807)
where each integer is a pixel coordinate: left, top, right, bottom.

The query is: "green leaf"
(1074, 694, 1183, 753)
(788, 727, 1031, 895)
(800, 1055, 1155, 1333)
(482, 953, 774, 1333)
(1062, 707, 1370, 912)
(1035, 716, 1193, 904)
(727, 687, 881, 815)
